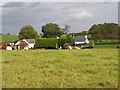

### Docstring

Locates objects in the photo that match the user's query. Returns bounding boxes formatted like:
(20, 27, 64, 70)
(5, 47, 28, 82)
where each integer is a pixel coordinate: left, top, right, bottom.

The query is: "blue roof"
(74, 38, 86, 42)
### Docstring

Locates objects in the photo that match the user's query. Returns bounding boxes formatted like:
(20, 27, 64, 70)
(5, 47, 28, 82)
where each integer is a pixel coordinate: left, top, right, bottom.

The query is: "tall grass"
(2, 49, 118, 88)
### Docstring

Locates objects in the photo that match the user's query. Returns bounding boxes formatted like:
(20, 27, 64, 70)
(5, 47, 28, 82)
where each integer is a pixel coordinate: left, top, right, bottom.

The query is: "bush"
(36, 38, 58, 49)
(65, 37, 74, 45)
(58, 38, 66, 46)
(58, 37, 74, 46)
(36, 37, 74, 49)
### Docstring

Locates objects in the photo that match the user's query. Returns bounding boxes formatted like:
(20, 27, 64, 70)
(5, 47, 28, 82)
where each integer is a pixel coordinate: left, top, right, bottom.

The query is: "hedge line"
(36, 38, 58, 48)
(36, 37, 74, 49)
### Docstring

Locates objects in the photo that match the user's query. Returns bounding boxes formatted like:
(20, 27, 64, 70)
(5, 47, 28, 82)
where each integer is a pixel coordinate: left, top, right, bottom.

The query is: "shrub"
(36, 37, 74, 49)
(36, 38, 58, 49)
(65, 37, 74, 45)
(58, 38, 66, 46)
(58, 37, 74, 46)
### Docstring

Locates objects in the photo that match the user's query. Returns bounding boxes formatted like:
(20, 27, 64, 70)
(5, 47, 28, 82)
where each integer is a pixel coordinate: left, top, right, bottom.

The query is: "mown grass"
(2, 49, 118, 88)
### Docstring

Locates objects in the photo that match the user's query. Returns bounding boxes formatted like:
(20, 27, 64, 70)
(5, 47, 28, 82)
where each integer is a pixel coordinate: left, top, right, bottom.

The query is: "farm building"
(15, 39, 35, 50)
(74, 36, 89, 45)
(15, 40, 29, 50)
(23, 39, 35, 49)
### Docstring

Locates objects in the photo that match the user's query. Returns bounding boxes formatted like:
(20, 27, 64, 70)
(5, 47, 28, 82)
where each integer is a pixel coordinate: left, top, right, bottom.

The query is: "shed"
(15, 40, 28, 50)
(74, 36, 89, 45)
(23, 39, 35, 49)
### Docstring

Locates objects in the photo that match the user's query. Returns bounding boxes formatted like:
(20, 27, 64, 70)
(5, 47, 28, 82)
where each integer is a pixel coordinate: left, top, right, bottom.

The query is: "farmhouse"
(74, 36, 89, 45)
(15, 40, 28, 50)
(14, 39, 35, 50)
(23, 39, 35, 49)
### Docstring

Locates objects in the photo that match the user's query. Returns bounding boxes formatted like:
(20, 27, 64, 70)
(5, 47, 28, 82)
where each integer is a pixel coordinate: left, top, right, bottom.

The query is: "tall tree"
(89, 23, 119, 40)
(41, 23, 63, 38)
(62, 25, 71, 35)
(18, 25, 38, 40)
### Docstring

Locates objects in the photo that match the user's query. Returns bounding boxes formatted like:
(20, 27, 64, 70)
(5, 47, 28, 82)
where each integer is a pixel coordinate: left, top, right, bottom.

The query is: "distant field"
(94, 44, 118, 49)
(94, 39, 119, 49)
(2, 49, 118, 88)
(0, 34, 19, 43)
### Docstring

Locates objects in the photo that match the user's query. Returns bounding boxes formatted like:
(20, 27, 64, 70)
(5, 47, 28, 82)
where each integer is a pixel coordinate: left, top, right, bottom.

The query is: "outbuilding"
(14, 39, 35, 50)
(15, 40, 29, 50)
(74, 36, 89, 45)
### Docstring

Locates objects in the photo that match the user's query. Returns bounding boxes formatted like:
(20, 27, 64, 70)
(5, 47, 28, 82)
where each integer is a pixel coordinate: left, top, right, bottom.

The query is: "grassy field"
(2, 49, 118, 88)
(0, 34, 19, 43)
(92, 39, 119, 49)
(94, 44, 118, 49)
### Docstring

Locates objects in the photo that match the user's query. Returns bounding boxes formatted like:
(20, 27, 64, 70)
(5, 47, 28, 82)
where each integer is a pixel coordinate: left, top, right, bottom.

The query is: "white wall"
(6, 46, 12, 50)
(28, 43, 35, 49)
(75, 41, 89, 45)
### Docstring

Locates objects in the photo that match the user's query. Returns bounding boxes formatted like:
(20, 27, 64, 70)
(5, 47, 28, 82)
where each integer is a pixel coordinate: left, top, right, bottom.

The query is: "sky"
(0, 0, 119, 34)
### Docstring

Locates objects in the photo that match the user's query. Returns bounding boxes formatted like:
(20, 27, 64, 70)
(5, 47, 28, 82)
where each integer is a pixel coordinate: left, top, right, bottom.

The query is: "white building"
(74, 36, 89, 45)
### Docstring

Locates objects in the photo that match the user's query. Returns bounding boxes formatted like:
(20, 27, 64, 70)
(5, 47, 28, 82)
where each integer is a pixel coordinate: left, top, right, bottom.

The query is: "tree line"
(88, 23, 120, 40)
(18, 22, 120, 40)
(18, 23, 70, 40)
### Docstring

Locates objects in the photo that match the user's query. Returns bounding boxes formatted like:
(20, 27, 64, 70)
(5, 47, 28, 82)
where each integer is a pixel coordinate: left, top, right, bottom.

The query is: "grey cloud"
(2, 2, 26, 8)
(2, 2, 118, 34)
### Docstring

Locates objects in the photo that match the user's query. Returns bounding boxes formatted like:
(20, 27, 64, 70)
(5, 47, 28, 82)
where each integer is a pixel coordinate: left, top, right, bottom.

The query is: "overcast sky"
(0, 1, 118, 34)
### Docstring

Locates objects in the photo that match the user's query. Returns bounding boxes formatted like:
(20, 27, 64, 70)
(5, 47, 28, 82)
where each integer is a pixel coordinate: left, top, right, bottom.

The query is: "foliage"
(18, 25, 38, 40)
(62, 25, 71, 35)
(36, 38, 58, 49)
(58, 37, 66, 46)
(65, 37, 74, 45)
(41, 23, 63, 38)
(58, 37, 74, 46)
(36, 37, 74, 49)
(69, 31, 88, 37)
(88, 23, 120, 40)
(2, 49, 118, 88)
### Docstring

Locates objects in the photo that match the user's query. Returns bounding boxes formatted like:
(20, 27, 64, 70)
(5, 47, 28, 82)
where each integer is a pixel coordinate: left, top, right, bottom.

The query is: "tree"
(7, 33, 10, 35)
(88, 23, 120, 40)
(62, 25, 71, 35)
(18, 25, 38, 40)
(41, 23, 63, 38)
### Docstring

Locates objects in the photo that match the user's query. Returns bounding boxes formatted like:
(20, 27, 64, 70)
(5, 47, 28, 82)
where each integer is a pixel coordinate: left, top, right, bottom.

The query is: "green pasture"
(94, 44, 117, 49)
(0, 34, 19, 43)
(2, 49, 118, 88)
(94, 39, 119, 49)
